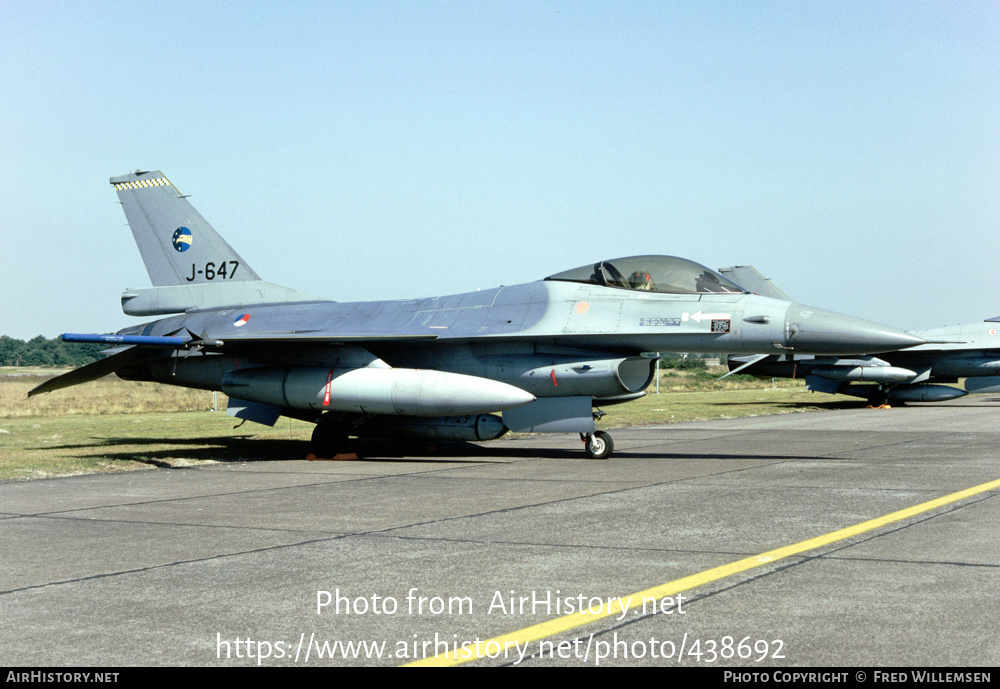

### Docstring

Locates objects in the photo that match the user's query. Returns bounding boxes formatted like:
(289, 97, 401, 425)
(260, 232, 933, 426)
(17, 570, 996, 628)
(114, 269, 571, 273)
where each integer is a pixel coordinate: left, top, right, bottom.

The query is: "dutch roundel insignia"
(172, 227, 193, 252)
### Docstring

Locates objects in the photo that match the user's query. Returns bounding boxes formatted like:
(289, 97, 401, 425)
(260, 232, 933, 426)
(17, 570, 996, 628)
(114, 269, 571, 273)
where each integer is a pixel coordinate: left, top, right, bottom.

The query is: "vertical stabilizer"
(111, 171, 261, 286)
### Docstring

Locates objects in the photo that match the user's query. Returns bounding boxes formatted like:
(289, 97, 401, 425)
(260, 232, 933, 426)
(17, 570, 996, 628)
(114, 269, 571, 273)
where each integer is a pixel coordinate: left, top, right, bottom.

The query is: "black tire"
(585, 431, 614, 459)
(867, 388, 888, 407)
(311, 419, 348, 457)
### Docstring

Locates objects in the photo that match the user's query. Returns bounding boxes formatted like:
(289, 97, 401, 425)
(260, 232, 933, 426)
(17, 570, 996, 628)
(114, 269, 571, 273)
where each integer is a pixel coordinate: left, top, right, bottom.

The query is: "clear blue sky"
(2, 1, 998, 340)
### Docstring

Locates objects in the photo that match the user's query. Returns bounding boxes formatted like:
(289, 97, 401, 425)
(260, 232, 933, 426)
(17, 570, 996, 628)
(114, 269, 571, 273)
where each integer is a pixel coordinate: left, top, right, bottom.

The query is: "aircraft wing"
(216, 332, 440, 344)
(59, 331, 439, 349)
(28, 331, 442, 398)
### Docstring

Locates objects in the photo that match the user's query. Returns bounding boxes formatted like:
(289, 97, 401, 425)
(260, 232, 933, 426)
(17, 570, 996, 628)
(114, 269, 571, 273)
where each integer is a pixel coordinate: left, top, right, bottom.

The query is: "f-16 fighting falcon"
(31, 172, 925, 458)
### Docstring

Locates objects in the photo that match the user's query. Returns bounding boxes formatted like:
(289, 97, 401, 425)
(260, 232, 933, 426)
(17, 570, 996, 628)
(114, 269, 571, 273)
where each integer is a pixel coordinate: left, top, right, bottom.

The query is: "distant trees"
(0, 336, 105, 367)
(658, 353, 710, 370)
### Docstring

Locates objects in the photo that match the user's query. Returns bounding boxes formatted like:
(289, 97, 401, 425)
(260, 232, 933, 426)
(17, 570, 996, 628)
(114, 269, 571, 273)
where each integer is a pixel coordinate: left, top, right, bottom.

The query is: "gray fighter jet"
(723, 267, 1000, 406)
(31, 172, 925, 458)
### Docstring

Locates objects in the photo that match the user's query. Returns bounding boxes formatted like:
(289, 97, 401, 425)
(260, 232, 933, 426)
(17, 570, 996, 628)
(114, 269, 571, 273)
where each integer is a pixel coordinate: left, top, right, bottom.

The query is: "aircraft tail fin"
(111, 171, 261, 286)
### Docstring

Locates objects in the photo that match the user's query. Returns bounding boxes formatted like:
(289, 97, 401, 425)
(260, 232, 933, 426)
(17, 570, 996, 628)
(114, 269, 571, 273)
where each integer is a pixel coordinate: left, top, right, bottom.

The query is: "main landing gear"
(310, 417, 350, 458)
(866, 387, 891, 409)
(582, 430, 614, 460)
(311, 413, 618, 460)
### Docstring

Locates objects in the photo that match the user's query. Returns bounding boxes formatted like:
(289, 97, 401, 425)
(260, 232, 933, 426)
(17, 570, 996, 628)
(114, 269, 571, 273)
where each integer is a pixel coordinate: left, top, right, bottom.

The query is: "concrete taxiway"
(2, 399, 999, 666)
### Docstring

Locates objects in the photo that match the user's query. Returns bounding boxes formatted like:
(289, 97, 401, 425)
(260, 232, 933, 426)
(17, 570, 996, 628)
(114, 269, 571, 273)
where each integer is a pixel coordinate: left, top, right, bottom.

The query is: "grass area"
(0, 367, 860, 481)
(1, 370, 222, 417)
(0, 411, 316, 481)
(602, 385, 854, 427)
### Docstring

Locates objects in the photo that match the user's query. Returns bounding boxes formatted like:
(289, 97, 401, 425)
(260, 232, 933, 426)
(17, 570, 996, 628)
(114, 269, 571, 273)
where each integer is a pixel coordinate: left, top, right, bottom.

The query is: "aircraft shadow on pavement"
(38, 434, 817, 465)
(36, 435, 508, 465)
(708, 399, 862, 410)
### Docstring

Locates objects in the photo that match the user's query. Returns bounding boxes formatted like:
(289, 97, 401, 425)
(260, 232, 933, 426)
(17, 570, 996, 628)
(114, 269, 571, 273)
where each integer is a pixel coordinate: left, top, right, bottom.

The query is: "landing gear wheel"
(583, 431, 614, 460)
(867, 388, 888, 408)
(311, 419, 348, 458)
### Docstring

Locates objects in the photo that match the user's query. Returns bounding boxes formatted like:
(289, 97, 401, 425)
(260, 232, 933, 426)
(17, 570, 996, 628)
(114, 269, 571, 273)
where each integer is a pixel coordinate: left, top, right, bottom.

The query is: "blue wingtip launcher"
(62, 333, 193, 348)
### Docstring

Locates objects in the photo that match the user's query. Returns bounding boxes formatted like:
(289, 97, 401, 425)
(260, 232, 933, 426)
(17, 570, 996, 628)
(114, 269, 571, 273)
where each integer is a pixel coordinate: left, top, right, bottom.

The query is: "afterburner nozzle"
(783, 304, 925, 354)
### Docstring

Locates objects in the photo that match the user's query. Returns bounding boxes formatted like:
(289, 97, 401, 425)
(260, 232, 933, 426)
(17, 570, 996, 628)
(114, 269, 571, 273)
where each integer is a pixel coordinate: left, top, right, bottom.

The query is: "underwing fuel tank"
(812, 366, 917, 383)
(888, 385, 968, 403)
(836, 384, 968, 403)
(221, 366, 536, 417)
(354, 414, 508, 441)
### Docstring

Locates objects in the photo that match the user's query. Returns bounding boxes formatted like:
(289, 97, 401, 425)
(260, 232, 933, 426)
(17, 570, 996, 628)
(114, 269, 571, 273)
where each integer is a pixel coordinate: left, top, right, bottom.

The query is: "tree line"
(0, 336, 105, 367)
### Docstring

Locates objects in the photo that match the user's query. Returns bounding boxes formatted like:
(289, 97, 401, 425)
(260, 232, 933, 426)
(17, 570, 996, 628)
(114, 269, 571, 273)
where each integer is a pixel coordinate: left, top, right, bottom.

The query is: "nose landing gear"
(582, 430, 614, 459)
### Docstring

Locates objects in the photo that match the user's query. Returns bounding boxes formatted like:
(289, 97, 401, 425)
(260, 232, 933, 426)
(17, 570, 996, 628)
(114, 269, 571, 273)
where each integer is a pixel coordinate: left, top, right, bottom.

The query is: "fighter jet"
(30, 172, 925, 459)
(722, 267, 1000, 406)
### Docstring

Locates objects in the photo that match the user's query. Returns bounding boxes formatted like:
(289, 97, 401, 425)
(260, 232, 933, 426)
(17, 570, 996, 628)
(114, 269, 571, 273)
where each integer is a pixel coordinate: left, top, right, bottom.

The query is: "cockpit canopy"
(545, 255, 748, 295)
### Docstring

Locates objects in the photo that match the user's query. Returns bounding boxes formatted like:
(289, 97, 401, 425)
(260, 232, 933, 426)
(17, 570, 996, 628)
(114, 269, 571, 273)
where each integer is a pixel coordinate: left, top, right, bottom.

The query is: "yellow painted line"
(405, 476, 1000, 667)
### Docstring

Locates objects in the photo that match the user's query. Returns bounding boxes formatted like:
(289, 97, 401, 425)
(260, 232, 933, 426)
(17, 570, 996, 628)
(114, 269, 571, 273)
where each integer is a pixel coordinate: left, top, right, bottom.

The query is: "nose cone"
(783, 304, 924, 354)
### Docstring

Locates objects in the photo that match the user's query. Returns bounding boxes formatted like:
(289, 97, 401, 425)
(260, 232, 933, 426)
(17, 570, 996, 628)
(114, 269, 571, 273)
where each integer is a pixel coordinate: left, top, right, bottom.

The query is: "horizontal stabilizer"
(503, 396, 594, 433)
(28, 346, 148, 396)
(121, 281, 322, 316)
(804, 374, 844, 395)
(226, 398, 283, 426)
(717, 353, 771, 380)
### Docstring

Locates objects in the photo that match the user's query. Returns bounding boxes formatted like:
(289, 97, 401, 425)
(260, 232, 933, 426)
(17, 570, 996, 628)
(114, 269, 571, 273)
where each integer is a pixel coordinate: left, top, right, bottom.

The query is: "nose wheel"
(581, 431, 614, 459)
